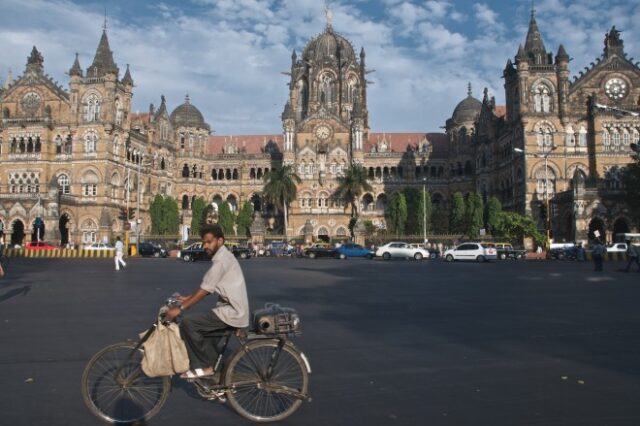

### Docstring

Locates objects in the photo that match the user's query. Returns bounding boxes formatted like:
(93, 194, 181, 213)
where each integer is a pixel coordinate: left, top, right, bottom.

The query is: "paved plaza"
(1, 257, 640, 425)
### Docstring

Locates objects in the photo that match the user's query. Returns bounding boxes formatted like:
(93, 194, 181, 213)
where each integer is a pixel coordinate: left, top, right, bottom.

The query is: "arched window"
(115, 98, 123, 126)
(578, 126, 587, 147)
(182, 195, 189, 210)
(81, 219, 98, 244)
(84, 130, 98, 153)
(602, 128, 611, 150)
(536, 124, 554, 150)
(565, 126, 575, 146)
(622, 129, 631, 147)
(319, 73, 334, 106)
(533, 84, 551, 113)
(57, 174, 70, 195)
(84, 93, 101, 122)
(612, 129, 621, 150)
(535, 166, 556, 197)
(81, 170, 99, 196)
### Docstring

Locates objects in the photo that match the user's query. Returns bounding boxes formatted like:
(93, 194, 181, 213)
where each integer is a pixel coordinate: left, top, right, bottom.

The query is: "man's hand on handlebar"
(163, 307, 181, 322)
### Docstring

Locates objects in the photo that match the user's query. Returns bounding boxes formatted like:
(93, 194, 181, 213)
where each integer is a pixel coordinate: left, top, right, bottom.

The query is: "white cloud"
(0, 0, 639, 135)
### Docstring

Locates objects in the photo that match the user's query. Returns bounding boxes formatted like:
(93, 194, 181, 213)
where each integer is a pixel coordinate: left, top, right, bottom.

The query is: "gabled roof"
(1, 46, 69, 101)
(207, 135, 283, 155)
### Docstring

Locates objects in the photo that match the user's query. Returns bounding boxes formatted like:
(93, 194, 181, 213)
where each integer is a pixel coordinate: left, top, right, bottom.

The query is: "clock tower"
(280, 9, 370, 238)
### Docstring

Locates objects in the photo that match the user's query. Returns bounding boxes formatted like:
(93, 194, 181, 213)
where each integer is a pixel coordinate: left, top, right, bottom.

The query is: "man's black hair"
(200, 223, 225, 240)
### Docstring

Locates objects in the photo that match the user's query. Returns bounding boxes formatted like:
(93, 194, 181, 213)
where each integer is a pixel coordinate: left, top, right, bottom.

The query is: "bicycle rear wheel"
(81, 342, 170, 424)
(224, 339, 309, 422)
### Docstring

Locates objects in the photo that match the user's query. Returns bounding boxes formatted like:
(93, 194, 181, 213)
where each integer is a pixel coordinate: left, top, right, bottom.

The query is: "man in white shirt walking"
(114, 236, 126, 271)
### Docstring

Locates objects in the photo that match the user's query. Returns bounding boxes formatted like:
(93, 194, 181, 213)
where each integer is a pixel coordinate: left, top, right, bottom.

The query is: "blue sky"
(1, 0, 639, 134)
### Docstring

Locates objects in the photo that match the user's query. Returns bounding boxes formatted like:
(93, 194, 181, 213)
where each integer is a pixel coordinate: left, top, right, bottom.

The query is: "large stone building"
(0, 13, 638, 246)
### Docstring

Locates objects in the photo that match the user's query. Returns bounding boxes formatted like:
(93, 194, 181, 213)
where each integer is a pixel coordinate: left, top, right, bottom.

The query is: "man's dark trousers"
(180, 311, 229, 369)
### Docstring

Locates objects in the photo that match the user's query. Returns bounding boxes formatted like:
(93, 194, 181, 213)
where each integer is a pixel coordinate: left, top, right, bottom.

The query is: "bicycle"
(81, 297, 312, 424)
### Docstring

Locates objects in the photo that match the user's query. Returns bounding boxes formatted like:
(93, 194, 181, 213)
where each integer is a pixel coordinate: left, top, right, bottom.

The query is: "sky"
(1, 0, 639, 135)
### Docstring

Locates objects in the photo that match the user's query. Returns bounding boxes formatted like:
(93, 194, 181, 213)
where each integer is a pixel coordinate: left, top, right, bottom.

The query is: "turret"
(69, 53, 83, 78)
(121, 64, 133, 86)
(556, 44, 570, 124)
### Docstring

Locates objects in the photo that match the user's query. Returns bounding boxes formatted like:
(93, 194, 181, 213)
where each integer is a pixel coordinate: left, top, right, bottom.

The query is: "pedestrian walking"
(114, 236, 127, 271)
(624, 241, 640, 272)
(592, 239, 606, 272)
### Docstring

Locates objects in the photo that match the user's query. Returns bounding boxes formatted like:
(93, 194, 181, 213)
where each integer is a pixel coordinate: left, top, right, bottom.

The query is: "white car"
(443, 242, 497, 262)
(606, 243, 628, 253)
(375, 242, 430, 260)
(84, 243, 115, 250)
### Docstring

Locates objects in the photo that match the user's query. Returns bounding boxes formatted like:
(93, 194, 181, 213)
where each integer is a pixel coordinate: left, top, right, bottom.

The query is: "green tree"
(402, 187, 419, 234)
(622, 150, 640, 225)
(484, 196, 502, 235)
(263, 164, 301, 237)
(190, 197, 207, 237)
(236, 201, 254, 237)
(388, 192, 408, 234)
(493, 211, 544, 245)
(449, 192, 466, 234)
(162, 197, 180, 235)
(465, 192, 484, 237)
(335, 163, 373, 220)
(149, 194, 164, 234)
(218, 201, 235, 236)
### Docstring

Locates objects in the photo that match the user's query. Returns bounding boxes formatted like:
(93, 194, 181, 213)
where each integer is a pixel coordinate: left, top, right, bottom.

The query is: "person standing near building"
(114, 236, 126, 271)
(624, 241, 640, 272)
(592, 239, 606, 272)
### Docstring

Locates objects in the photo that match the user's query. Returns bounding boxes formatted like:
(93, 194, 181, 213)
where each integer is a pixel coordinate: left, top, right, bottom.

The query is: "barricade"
(584, 251, 627, 262)
(4, 248, 116, 258)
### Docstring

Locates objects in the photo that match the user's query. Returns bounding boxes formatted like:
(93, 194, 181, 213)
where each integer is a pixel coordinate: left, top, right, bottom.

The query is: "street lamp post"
(422, 178, 427, 245)
(514, 145, 557, 247)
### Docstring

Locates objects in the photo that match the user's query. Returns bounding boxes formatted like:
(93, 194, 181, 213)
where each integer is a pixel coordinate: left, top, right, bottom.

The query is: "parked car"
(408, 243, 439, 259)
(483, 242, 526, 260)
(443, 242, 497, 262)
(336, 243, 374, 259)
(25, 241, 58, 250)
(84, 242, 115, 251)
(138, 242, 167, 258)
(548, 243, 578, 260)
(375, 242, 430, 260)
(304, 243, 337, 259)
(230, 245, 252, 259)
(606, 242, 628, 253)
(177, 242, 207, 262)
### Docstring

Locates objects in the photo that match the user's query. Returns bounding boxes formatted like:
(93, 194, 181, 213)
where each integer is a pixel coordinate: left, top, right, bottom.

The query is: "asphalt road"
(1, 256, 640, 426)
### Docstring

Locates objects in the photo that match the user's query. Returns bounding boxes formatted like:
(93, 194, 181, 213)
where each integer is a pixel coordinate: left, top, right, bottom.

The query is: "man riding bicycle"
(164, 224, 249, 379)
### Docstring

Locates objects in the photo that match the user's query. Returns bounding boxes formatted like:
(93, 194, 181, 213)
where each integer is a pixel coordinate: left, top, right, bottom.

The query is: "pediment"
(9, 202, 27, 219)
(569, 54, 640, 95)
(328, 146, 348, 157)
(2, 68, 69, 103)
(297, 146, 316, 158)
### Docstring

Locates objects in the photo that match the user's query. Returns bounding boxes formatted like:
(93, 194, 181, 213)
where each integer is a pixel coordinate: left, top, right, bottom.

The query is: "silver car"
(375, 242, 430, 260)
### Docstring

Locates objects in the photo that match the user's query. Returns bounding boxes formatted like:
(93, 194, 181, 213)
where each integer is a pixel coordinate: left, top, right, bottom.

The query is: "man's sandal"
(180, 368, 214, 380)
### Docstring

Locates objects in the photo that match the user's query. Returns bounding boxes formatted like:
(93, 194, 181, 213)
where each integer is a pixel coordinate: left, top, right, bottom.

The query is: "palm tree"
(262, 164, 301, 237)
(334, 162, 373, 222)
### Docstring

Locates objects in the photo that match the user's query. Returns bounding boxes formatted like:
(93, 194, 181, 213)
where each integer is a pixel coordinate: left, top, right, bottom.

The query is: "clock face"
(21, 91, 42, 113)
(315, 125, 332, 141)
(604, 77, 628, 100)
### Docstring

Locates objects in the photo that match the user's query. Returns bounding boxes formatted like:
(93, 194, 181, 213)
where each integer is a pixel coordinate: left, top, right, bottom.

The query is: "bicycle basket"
(253, 303, 301, 336)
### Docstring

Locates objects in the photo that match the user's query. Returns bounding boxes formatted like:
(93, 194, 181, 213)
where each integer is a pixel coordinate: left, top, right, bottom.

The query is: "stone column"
(250, 212, 265, 247)
(353, 219, 366, 246)
(303, 220, 314, 245)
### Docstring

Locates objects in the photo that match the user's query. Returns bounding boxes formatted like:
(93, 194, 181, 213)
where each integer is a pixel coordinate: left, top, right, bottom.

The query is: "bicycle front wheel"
(81, 342, 170, 424)
(224, 339, 309, 422)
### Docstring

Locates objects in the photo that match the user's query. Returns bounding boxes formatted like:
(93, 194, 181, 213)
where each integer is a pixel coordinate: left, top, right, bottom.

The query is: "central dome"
(452, 95, 482, 124)
(170, 95, 209, 130)
(302, 26, 356, 64)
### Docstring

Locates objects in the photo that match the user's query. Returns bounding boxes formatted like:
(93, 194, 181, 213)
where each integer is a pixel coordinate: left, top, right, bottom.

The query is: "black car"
(304, 244, 338, 259)
(178, 243, 208, 262)
(138, 242, 167, 258)
(230, 245, 252, 259)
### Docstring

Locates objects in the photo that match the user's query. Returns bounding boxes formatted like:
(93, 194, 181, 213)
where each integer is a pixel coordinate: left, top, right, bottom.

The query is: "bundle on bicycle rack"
(253, 303, 301, 336)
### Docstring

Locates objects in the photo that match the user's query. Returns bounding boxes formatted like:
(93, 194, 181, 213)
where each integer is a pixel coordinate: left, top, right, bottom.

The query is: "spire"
(26, 46, 44, 73)
(282, 100, 294, 120)
(524, 8, 549, 64)
(69, 53, 83, 77)
(556, 44, 569, 63)
(3, 68, 14, 89)
(87, 30, 119, 77)
(291, 49, 297, 62)
(516, 44, 527, 62)
(121, 63, 133, 85)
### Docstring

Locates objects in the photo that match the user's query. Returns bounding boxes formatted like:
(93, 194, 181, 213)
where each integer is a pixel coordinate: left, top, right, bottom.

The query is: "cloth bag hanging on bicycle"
(139, 319, 190, 377)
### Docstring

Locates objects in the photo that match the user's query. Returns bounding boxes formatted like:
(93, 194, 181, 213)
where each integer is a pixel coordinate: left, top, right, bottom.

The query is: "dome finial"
(467, 82, 472, 97)
(324, 4, 333, 30)
(185, 94, 190, 104)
